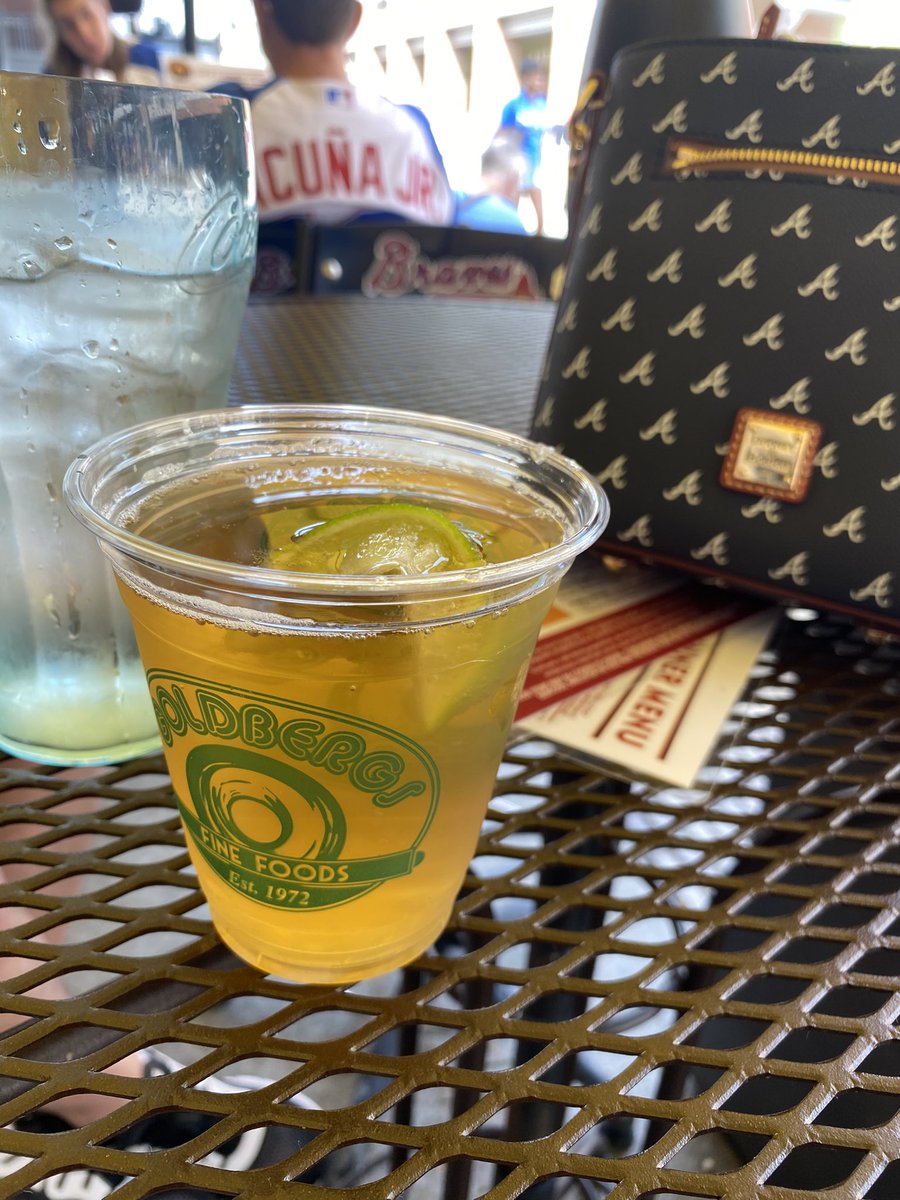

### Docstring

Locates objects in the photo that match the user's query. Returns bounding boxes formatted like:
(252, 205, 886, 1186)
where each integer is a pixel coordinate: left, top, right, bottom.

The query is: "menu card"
(514, 558, 779, 787)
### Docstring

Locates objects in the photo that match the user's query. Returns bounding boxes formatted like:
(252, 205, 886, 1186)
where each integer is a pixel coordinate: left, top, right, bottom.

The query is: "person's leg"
(529, 185, 544, 235)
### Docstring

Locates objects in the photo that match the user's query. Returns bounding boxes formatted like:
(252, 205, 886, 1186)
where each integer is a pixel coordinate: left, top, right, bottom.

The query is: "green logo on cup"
(146, 671, 439, 911)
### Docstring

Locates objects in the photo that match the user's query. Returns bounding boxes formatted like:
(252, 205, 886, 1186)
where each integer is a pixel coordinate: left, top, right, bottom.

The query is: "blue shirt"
(500, 91, 548, 172)
(129, 41, 162, 72)
(455, 192, 527, 235)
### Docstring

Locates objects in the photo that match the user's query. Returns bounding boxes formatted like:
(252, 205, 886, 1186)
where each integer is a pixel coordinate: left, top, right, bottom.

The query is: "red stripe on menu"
(515, 586, 763, 721)
(656, 631, 722, 760)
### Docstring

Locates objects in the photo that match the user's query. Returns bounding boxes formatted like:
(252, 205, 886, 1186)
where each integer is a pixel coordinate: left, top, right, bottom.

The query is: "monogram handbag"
(533, 37, 900, 631)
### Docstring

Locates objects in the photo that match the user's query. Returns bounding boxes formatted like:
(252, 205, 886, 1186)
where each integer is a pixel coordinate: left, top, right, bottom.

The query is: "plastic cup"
(64, 405, 608, 983)
(0, 72, 256, 765)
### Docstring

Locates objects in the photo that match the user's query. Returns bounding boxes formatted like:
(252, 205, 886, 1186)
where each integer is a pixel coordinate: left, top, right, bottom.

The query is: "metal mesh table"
(1, 612, 899, 1199)
(229, 296, 555, 436)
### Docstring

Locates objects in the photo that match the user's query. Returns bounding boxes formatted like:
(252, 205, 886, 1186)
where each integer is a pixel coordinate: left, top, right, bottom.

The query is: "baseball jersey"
(220, 77, 454, 227)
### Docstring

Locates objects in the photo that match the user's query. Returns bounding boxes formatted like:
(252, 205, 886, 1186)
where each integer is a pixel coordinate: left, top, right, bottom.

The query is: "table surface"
(2, 298, 899, 1199)
(230, 296, 556, 437)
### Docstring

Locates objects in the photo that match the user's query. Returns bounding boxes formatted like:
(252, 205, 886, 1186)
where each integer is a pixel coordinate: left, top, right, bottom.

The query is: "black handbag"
(534, 37, 900, 630)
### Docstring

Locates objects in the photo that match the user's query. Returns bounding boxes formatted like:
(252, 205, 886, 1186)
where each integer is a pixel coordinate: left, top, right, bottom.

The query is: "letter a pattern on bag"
(534, 38, 899, 629)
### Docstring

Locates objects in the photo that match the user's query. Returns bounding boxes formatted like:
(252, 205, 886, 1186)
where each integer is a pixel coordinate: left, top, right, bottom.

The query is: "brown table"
(1, 298, 898, 1198)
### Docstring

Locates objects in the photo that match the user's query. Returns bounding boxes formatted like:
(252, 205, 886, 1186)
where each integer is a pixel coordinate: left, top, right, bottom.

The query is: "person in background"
(43, 0, 161, 83)
(456, 136, 528, 235)
(214, 0, 455, 294)
(499, 58, 552, 235)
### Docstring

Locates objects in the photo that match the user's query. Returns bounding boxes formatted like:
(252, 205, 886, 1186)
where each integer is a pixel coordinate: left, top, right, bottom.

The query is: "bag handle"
(756, 4, 783, 39)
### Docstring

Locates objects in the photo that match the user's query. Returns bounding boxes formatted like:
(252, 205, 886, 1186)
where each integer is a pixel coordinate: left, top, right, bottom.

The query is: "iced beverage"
(65, 406, 607, 983)
(0, 73, 255, 764)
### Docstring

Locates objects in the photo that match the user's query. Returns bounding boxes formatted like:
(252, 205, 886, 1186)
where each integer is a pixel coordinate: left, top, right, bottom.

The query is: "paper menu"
(514, 559, 779, 788)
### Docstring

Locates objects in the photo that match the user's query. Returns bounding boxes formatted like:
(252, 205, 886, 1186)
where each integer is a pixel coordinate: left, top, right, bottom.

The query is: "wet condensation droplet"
(38, 119, 60, 150)
(12, 120, 22, 134)
(106, 237, 118, 250)
(54, 235, 74, 252)
(67, 601, 81, 640)
(43, 596, 61, 629)
(21, 259, 44, 280)
(82, 340, 100, 359)
(17, 141, 27, 156)
(46, 482, 59, 502)
(110, 338, 119, 351)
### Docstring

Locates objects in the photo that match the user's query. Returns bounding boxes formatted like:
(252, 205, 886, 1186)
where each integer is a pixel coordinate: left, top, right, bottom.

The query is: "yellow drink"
(65, 406, 607, 983)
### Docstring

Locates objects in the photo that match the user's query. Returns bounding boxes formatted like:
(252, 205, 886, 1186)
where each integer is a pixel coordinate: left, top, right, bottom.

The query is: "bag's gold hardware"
(666, 137, 900, 185)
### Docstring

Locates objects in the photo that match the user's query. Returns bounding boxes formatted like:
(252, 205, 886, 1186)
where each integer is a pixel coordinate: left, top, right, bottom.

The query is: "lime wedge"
(266, 503, 483, 576)
(259, 507, 318, 561)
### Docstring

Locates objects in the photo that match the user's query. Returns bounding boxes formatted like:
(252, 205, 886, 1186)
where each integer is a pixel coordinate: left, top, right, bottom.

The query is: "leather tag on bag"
(720, 408, 822, 504)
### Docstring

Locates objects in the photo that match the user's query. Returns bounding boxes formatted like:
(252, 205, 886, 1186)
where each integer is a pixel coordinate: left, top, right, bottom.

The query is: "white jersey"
(246, 78, 454, 226)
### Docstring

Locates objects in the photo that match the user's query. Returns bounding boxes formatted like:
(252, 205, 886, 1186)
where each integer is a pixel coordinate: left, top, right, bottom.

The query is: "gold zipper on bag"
(665, 138, 900, 186)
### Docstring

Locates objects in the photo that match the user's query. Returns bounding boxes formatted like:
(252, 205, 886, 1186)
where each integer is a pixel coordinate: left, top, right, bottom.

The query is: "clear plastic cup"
(65, 404, 609, 983)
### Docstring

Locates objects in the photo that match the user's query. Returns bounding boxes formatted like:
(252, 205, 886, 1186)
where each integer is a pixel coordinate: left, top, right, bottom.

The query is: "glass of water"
(0, 72, 257, 765)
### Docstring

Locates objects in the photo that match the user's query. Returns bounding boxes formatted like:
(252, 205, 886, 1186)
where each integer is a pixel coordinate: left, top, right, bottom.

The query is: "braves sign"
(361, 232, 544, 300)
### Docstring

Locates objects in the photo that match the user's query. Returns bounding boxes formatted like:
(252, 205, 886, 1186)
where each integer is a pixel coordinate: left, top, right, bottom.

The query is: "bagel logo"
(147, 671, 438, 911)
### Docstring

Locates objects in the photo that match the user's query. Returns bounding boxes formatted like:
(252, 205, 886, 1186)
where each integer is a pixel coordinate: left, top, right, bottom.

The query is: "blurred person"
(499, 58, 553, 234)
(456, 136, 528, 235)
(43, 0, 161, 83)
(214, 0, 454, 293)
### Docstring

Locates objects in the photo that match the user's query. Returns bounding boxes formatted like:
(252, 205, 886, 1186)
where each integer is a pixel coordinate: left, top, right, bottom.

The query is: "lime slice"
(259, 507, 311, 564)
(266, 503, 483, 576)
(415, 589, 554, 731)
